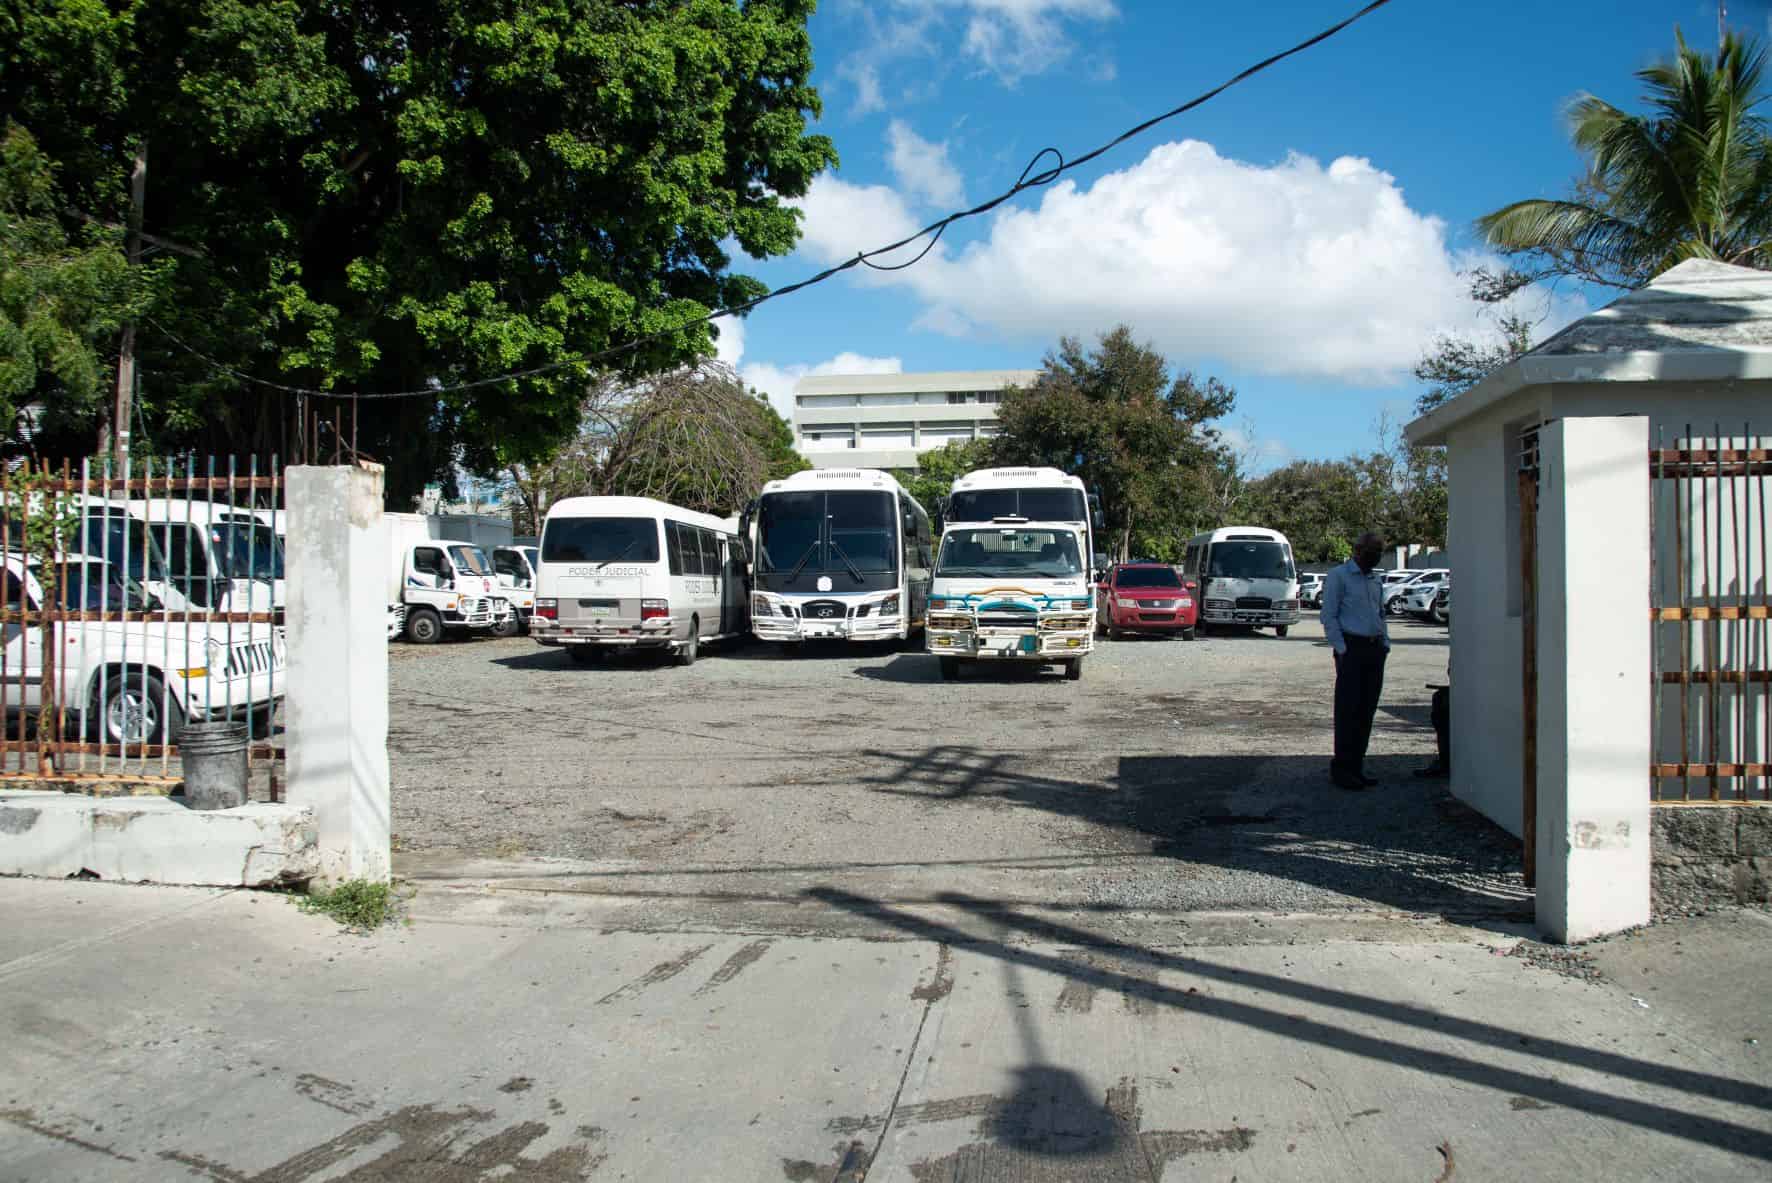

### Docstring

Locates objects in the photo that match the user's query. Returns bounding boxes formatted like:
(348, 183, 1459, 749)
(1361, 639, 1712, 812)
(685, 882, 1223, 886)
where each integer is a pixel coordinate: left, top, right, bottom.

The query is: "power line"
(153, 0, 1399, 402)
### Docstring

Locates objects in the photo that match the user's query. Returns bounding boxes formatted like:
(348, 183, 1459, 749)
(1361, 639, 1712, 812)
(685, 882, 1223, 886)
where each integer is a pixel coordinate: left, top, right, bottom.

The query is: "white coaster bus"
(925, 516, 1094, 681)
(530, 496, 749, 666)
(741, 468, 932, 645)
(1181, 526, 1302, 637)
(944, 467, 1099, 572)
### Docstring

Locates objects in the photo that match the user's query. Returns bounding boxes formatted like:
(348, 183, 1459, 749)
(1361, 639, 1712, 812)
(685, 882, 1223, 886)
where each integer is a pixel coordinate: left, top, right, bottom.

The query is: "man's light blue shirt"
(1320, 559, 1389, 655)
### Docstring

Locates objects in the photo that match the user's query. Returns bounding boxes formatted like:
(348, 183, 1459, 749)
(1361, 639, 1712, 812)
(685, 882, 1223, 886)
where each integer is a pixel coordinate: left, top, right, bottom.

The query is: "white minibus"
(741, 468, 932, 645)
(1180, 526, 1302, 636)
(531, 496, 748, 665)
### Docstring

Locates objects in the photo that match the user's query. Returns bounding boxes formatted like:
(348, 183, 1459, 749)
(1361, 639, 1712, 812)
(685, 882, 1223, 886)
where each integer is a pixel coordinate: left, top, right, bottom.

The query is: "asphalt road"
(390, 615, 1526, 928)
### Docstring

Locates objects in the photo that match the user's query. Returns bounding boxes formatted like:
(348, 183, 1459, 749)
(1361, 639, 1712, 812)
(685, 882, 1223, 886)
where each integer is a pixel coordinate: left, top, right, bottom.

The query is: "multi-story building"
(792, 369, 1040, 470)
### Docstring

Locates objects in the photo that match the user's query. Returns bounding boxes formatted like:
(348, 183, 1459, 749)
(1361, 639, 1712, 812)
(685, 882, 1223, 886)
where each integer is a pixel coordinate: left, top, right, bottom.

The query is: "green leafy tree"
(0, 122, 165, 452)
(2, 1, 836, 496)
(1477, 31, 1772, 288)
(993, 326, 1234, 561)
(890, 437, 998, 521)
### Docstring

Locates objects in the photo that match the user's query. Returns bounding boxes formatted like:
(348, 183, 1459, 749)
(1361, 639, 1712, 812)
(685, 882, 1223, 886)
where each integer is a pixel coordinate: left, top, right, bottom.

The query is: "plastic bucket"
(181, 721, 249, 811)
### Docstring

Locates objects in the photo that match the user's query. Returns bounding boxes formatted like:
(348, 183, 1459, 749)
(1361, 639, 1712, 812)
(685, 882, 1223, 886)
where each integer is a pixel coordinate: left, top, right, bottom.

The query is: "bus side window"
(696, 528, 720, 578)
(667, 522, 686, 576)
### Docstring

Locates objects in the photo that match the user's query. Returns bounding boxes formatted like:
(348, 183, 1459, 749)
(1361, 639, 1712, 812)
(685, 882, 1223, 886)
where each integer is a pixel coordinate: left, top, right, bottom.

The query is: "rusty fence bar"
(1649, 429, 1772, 801)
(0, 455, 287, 794)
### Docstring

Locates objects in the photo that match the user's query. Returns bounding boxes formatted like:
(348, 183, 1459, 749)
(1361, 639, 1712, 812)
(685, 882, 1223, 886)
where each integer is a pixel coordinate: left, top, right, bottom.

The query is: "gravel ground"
(389, 615, 1529, 919)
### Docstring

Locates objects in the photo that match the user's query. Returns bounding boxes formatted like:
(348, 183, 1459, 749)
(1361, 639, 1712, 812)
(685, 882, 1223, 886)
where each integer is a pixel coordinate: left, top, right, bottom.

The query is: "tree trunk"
(105, 138, 148, 469)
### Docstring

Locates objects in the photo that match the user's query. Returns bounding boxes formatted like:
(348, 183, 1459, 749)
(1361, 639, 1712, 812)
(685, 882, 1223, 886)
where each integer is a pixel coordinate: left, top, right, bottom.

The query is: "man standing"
(1320, 532, 1390, 790)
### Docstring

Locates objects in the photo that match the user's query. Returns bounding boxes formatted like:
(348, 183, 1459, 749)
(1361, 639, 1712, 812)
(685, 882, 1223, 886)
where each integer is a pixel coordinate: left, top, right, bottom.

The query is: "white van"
(531, 496, 748, 665)
(926, 516, 1094, 681)
(1180, 527, 1302, 636)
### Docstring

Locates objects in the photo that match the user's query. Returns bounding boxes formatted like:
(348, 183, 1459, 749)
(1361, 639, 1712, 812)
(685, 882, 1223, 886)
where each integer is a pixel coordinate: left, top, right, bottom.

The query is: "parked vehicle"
(532, 496, 748, 665)
(741, 469, 930, 646)
(0, 553, 284, 744)
(491, 545, 540, 637)
(1180, 527, 1301, 637)
(942, 467, 1099, 570)
(1297, 571, 1325, 608)
(387, 512, 511, 644)
(1096, 563, 1197, 640)
(129, 498, 283, 618)
(1396, 576, 1448, 621)
(1432, 584, 1450, 626)
(925, 517, 1093, 681)
(1383, 568, 1449, 616)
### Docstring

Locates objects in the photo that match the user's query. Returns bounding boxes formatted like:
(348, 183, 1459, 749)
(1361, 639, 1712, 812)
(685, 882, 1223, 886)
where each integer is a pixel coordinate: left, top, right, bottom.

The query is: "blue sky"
(714, 0, 1767, 468)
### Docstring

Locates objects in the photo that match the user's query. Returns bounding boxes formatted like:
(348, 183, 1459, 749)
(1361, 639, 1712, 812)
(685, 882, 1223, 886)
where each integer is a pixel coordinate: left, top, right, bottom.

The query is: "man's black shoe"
(1330, 771, 1369, 791)
(1413, 763, 1449, 779)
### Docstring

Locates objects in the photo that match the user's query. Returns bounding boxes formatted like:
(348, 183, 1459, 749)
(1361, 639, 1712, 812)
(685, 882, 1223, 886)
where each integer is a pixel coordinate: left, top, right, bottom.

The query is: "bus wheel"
(1106, 622, 1121, 642)
(1064, 658, 1084, 682)
(406, 608, 442, 645)
(938, 656, 959, 681)
(1275, 626, 1289, 638)
(1182, 627, 1197, 641)
(676, 618, 700, 666)
(491, 612, 521, 639)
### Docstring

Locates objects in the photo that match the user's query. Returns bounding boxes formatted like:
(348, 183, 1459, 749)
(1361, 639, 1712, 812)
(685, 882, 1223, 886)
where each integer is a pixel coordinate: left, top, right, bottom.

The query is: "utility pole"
(107, 138, 148, 470)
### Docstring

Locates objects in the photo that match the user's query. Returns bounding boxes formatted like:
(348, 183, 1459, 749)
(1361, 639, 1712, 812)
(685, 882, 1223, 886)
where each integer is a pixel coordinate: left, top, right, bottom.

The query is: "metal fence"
(0, 456, 286, 796)
(1650, 427, 1771, 802)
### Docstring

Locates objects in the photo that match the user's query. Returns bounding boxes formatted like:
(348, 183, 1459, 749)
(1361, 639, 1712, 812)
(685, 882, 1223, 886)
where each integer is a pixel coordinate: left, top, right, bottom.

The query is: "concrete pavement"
(2, 878, 1769, 1181)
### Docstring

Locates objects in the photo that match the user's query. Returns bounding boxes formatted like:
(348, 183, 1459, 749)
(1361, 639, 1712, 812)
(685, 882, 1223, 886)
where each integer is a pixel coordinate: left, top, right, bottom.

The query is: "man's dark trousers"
(1332, 636, 1387, 781)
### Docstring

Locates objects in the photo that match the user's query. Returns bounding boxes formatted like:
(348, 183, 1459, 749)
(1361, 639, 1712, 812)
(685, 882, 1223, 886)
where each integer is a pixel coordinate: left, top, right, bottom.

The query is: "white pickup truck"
(2, 554, 284, 745)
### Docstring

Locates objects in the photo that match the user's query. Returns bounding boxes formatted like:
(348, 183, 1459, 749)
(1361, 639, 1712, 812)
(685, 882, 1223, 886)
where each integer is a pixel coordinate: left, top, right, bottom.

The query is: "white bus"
(530, 496, 748, 665)
(742, 468, 932, 645)
(1180, 526, 1302, 636)
(926, 516, 1094, 681)
(945, 467, 1098, 571)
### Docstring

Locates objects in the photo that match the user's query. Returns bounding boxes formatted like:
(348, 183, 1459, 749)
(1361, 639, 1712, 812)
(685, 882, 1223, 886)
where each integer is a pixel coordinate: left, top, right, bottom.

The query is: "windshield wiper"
(784, 540, 821, 582)
(595, 540, 639, 570)
(827, 538, 865, 582)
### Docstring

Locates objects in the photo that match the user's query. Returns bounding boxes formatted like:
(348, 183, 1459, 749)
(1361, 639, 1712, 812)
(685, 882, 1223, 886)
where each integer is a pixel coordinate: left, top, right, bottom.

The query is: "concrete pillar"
(284, 463, 391, 885)
(1536, 417, 1650, 941)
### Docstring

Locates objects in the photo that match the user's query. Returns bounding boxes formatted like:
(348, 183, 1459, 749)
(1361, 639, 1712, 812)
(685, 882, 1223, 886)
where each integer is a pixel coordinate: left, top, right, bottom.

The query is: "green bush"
(295, 879, 401, 931)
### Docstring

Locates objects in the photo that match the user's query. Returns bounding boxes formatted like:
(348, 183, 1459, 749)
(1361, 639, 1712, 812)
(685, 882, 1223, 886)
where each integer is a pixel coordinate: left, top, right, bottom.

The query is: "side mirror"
(1185, 581, 1197, 591)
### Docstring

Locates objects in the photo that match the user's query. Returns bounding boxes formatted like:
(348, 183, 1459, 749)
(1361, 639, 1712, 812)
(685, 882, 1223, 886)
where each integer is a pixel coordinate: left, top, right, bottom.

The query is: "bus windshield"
(937, 527, 1083, 579)
(947, 487, 1086, 524)
(1208, 541, 1293, 581)
(541, 517, 661, 564)
(758, 490, 896, 574)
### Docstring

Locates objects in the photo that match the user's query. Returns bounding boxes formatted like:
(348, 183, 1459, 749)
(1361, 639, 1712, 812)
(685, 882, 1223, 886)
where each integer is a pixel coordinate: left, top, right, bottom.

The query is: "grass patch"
(296, 878, 402, 932)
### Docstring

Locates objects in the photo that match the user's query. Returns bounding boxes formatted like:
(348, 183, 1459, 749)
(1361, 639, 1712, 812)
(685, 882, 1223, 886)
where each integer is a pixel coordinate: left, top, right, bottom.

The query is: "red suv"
(1096, 563, 1199, 640)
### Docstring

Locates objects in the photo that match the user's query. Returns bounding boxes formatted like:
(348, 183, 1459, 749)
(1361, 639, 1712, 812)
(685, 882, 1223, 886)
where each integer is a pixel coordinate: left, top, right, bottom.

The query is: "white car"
(1383, 569, 1449, 615)
(3, 553, 284, 745)
(1297, 572, 1325, 607)
(1397, 577, 1448, 621)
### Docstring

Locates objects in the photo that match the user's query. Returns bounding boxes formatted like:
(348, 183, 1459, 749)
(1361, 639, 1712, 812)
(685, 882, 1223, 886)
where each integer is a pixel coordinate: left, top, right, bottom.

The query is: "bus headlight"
(878, 594, 900, 617)
(928, 597, 946, 610)
(751, 594, 772, 617)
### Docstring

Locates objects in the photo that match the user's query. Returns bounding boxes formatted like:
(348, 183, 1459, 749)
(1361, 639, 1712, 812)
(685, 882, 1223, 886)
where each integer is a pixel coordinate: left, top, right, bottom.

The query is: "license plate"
(804, 624, 840, 637)
(1236, 612, 1262, 622)
(587, 606, 612, 617)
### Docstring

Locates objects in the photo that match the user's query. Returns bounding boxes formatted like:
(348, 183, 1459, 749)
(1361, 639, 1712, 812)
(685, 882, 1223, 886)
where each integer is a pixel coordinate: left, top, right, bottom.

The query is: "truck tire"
(939, 656, 959, 681)
(676, 618, 699, 666)
(1183, 627, 1197, 641)
(1106, 622, 1121, 642)
(1064, 658, 1084, 681)
(491, 611, 521, 639)
(405, 608, 443, 645)
(96, 672, 184, 746)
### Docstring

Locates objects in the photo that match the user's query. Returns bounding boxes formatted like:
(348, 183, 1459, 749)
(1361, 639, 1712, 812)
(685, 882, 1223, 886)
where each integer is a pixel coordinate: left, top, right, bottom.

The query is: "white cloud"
(711, 314, 745, 368)
(742, 354, 904, 421)
(800, 139, 1587, 384)
(837, 59, 886, 118)
(886, 120, 966, 208)
(945, 0, 1119, 82)
(1218, 423, 1293, 473)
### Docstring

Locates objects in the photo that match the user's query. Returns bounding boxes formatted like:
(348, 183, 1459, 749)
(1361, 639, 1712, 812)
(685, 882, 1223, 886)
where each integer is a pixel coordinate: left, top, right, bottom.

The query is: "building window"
(976, 392, 1002, 405)
(947, 392, 968, 404)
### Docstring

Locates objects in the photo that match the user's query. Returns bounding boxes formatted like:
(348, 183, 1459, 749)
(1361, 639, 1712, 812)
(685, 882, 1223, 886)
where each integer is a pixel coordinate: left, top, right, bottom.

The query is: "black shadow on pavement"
(807, 886, 1772, 1163)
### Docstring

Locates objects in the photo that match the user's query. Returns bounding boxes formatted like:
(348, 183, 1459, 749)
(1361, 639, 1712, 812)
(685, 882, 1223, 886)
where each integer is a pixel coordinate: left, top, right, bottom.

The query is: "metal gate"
(0, 456, 286, 796)
(1650, 426, 1770, 802)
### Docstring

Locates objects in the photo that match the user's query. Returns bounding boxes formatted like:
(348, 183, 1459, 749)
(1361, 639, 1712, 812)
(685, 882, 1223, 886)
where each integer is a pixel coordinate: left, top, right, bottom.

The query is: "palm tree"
(1477, 31, 1772, 289)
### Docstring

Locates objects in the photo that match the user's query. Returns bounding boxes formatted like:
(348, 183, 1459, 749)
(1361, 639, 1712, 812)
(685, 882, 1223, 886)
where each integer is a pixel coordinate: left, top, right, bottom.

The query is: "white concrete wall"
(1535, 418, 1651, 941)
(1444, 389, 1544, 836)
(285, 464, 391, 885)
